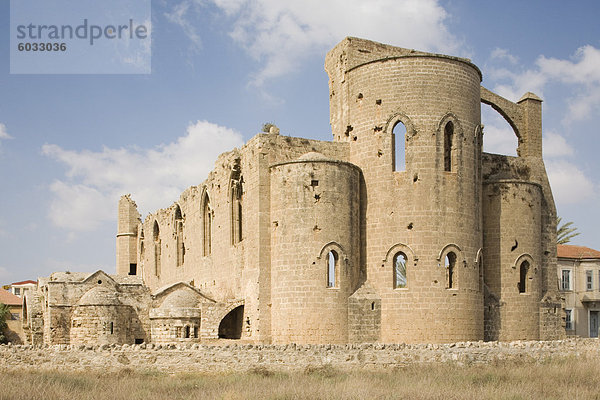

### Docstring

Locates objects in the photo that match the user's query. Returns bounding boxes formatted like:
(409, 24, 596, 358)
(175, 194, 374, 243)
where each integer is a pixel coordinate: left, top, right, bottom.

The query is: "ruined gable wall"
(136, 133, 349, 343)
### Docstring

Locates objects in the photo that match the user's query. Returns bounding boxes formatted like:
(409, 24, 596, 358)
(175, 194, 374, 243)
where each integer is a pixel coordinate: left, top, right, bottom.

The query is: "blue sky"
(1, 0, 600, 284)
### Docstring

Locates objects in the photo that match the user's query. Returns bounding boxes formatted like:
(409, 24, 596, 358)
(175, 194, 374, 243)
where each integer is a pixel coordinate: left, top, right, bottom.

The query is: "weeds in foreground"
(1, 356, 599, 400)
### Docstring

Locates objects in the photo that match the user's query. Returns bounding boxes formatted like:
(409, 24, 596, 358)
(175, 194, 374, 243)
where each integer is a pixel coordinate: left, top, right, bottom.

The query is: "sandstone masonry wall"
(0, 339, 596, 373)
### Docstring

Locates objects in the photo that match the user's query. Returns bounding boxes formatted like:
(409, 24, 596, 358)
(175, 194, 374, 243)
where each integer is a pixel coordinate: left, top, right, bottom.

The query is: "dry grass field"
(1, 356, 599, 400)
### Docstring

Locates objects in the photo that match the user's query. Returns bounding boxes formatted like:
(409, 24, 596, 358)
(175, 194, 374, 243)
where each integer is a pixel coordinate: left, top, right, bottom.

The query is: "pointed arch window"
(393, 252, 407, 288)
(203, 193, 212, 256)
(153, 221, 161, 277)
(230, 170, 243, 245)
(444, 121, 454, 172)
(174, 205, 185, 267)
(445, 251, 457, 289)
(327, 250, 338, 288)
(478, 254, 484, 292)
(393, 121, 406, 172)
(519, 260, 530, 293)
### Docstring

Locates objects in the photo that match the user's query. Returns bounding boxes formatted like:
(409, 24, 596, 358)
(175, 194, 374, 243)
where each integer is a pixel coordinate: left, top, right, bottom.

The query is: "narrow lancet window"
(203, 193, 212, 256)
(327, 250, 338, 288)
(444, 121, 454, 172)
(519, 260, 529, 293)
(393, 252, 407, 288)
(445, 252, 456, 289)
(174, 205, 185, 267)
(153, 221, 161, 277)
(393, 121, 406, 171)
(231, 172, 243, 245)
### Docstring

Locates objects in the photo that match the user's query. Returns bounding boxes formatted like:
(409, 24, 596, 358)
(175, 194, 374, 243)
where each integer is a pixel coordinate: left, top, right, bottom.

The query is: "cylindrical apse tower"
(325, 37, 484, 342)
(270, 153, 361, 344)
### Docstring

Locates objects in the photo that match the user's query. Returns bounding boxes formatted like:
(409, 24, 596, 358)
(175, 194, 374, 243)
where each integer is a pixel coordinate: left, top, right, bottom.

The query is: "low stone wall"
(1, 339, 598, 373)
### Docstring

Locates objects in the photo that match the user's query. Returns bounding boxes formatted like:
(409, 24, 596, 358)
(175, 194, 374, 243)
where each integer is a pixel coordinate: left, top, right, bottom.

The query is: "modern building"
(0, 288, 24, 343)
(8, 280, 37, 298)
(557, 244, 600, 338)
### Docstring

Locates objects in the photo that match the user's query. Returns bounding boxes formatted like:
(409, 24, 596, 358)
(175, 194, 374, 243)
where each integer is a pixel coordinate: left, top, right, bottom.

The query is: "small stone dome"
(77, 286, 121, 306)
(298, 152, 329, 161)
(160, 289, 200, 309)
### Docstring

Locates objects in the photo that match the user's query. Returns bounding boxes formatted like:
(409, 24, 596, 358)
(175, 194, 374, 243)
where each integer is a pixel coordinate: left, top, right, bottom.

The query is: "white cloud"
(543, 131, 574, 158)
(167, 0, 462, 85)
(490, 48, 518, 65)
(0, 123, 13, 152)
(0, 123, 11, 140)
(488, 45, 600, 122)
(482, 124, 518, 156)
(43, 120, 244, 232)
(546, 160, 595, 205)
(481, 105, 518, 156)
(165, 1, 202, 49)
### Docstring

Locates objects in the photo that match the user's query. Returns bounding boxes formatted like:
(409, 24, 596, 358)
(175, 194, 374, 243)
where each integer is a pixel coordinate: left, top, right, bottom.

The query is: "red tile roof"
(0, 288, 22, 306)
(557, 244, 600, 260)
(10, 280, 37, 286)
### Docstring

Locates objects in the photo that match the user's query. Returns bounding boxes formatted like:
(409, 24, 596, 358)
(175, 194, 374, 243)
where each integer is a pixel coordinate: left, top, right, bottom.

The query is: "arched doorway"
(218, 305, 244, 339)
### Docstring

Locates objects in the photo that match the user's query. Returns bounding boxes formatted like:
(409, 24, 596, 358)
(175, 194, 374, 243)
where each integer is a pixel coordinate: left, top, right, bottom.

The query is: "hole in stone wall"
(97, 280, 102, 285)
(371, 302, 375, 310)
(311, 180, 319, 186)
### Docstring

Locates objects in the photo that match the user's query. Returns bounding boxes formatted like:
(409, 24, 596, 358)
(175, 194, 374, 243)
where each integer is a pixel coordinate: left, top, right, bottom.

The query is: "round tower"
(483, 181, 543, 340)
(325, 37, 484, 342)
(270, 153, 361, 344)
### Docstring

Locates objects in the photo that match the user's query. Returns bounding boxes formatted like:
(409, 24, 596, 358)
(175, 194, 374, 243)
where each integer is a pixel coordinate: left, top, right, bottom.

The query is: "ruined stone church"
(23, 37, 565, 346)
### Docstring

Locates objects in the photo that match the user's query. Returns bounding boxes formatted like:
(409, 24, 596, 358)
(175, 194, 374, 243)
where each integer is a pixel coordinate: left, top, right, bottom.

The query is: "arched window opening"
(480, 104, 518, 156)
(174, 205, 185, 267)
(393, 121, 406, 172)
(184, 325, 190, 338)
(445, 252, 457, 289)
(203, 194, 212, 256)
(231, 174, 243, 245)
(393, 252, 407, 288)
(153, 221, 161, 277)
(519, 260, 530, 293)
(327, 250, 338, 288)
(444, 121, 454, 172)
(218, 305, 244, 339)
(478, 255, 484, 292)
